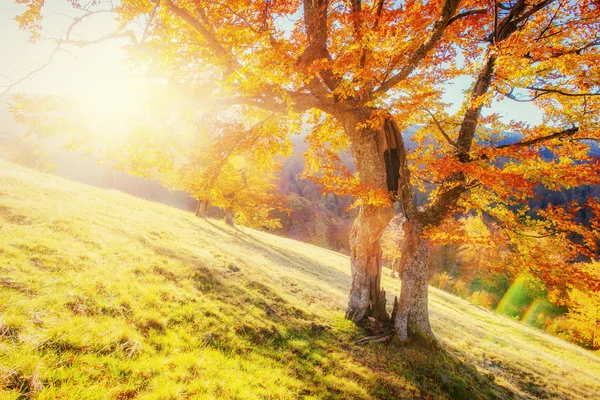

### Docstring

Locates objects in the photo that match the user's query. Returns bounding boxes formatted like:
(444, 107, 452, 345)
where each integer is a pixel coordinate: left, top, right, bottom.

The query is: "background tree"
(0, 134, 56, 174)
(546, 261, 600, 349)
(11, 0, 600, 343)
(10, 89, 289, 228)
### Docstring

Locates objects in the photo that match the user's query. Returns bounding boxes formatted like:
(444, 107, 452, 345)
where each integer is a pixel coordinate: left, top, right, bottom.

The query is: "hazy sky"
(1, 2, 140, 96)
(0, 1, 543, 131)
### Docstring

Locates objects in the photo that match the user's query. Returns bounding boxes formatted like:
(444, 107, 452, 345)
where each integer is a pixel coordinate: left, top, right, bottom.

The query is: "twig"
(355, 331, 395, 345)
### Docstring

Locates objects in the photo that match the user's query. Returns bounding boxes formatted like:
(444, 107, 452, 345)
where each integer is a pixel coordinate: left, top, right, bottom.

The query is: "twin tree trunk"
(342, 111, 434, 341)
(195, 200, 235, 228)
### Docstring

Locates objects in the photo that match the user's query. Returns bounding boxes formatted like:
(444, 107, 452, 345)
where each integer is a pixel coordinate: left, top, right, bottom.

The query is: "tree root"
(355, 330, 395, 345)
(354, 316, 396, 345)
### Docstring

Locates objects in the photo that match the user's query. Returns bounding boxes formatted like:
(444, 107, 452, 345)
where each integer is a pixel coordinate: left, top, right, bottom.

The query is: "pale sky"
(0, 1, 543, 129)
(0, 2, 141, 97)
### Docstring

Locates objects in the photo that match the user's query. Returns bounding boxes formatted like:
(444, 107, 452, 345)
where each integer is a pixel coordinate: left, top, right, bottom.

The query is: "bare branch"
(526, 86, 600, 97)
(0, 45, 60, 97)
(495, 127, 579, 149)
(63, 8, 115, 41)
(498, 85, 600, 102)
(2, 6, 137, 97)
(421, 106, 458, 149)
(497, 87, 543, 102)
(57, 31, 138, 47)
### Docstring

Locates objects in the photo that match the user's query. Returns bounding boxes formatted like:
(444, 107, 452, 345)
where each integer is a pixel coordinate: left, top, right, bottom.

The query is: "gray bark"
(393, 224, 435, 341)
(346, 204, 394, 323)
(340, 110, 396, 324)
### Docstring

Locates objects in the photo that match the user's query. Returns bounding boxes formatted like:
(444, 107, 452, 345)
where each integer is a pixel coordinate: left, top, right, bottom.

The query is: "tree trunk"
(393, 223, 435, 342)
(391, 257, 400, 278)
(195, 199, 208, 218)
(346, 204, 394, 323)
(339, 110, 398, 324)
(224, 208, 235, 226)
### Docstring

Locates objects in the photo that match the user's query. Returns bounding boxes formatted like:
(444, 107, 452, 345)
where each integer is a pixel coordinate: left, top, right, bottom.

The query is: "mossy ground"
(1, 159, 599, 399)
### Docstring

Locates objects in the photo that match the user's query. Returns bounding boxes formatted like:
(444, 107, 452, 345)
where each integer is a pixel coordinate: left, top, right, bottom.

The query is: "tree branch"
(421, 106, 458, 149)
(374, 0, 461, 94)
(419, 178, 467, 226)
(499, 85, 600, 102)
(2, 6, 137, 97)
(165, 0, 241, 74)
(455, 53, 496, 158)
(0, 45, 60, 97)
(454, 0, 557, 159)
(57, 31, 138, 47)
(419, 0, 559, 223)
(495, 127, 579, 149)
(297, 0, 340, 92)
(526, 86, 600, 97)
(447, 8, 487, 25)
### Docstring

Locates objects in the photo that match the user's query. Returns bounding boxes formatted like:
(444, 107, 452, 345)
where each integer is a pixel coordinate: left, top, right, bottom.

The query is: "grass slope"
(0, 159, 599, 400)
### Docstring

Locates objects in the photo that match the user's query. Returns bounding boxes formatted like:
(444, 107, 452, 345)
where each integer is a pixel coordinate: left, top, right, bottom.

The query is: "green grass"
(0, 158, 599, 399)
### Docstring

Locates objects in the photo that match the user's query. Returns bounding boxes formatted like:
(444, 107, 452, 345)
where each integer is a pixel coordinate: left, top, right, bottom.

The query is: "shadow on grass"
(109, 218, 517, 399)
(240, 292, 515, 399)
(137, 218, 353, 295)
(190, 269, 517, 400)
(205, 219, 353, 287)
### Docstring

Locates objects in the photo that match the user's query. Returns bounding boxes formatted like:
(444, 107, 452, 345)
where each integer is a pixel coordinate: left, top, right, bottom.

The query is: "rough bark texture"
(346, 204, 394, 323)
(338, 110, 436, 340)
(393, 223, 434, 341)
(195, 199, 208, 218)
(341, 110, 395, 324)
(224, 208, 235, 226)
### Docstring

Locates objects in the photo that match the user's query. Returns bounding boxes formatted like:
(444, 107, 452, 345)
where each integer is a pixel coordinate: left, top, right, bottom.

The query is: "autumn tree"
(547, 261, 600, 349)
(179, 151, 285, 227)
(10, 88, 289, 228)
(10, 0, 600, 342)
(0, 134, 56, 174)
(381, 214, 404, 278)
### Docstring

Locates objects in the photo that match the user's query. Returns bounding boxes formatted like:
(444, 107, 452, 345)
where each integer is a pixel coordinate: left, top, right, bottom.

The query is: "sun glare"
(66, 69, 150, 148)
(78, 77, 143, 126)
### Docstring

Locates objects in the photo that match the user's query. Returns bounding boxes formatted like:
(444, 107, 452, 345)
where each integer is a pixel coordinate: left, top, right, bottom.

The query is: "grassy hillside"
(1, 159, 599, 400)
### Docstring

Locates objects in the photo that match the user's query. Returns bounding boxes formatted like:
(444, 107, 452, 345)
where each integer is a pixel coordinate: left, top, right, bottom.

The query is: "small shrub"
(451, 279, 470, 299)
(470, 291, 496, 310)
(431, 272, 452, 290)
(546, 315, 599, 350)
